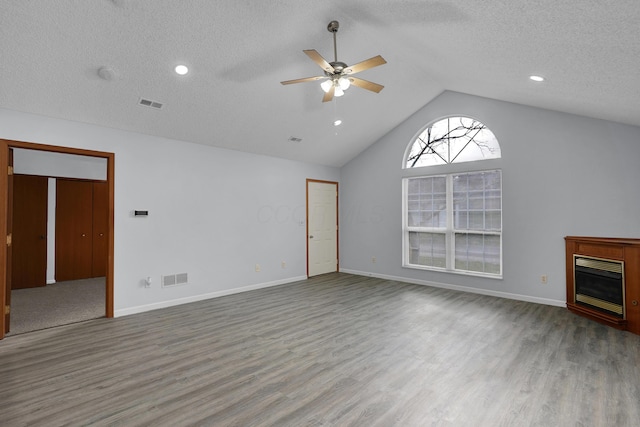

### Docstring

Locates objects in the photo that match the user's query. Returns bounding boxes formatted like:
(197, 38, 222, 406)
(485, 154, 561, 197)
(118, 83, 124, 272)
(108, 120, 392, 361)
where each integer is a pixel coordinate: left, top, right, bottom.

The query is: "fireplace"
(565, 236, 640, 335)
(574, 255, 624, 317)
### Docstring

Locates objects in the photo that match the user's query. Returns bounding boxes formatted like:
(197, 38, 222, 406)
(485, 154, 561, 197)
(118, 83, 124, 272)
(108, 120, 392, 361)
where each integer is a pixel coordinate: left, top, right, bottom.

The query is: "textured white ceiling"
(1, 1, 639, 167)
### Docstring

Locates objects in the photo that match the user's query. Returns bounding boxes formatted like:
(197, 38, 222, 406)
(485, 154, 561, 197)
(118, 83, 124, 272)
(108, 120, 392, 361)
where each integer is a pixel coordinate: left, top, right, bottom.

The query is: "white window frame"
(402, 170, 503, 279)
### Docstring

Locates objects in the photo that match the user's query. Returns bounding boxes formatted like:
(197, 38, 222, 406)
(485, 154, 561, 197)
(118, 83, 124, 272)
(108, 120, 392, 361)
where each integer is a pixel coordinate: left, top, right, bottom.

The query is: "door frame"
(306, 179, 339, 277)
(0, 139, 115, 340)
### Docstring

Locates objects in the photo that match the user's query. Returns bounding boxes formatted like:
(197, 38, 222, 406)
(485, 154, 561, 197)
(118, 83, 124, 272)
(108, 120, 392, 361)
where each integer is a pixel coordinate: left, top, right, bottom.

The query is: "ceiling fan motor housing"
(326, 61, 348, 76)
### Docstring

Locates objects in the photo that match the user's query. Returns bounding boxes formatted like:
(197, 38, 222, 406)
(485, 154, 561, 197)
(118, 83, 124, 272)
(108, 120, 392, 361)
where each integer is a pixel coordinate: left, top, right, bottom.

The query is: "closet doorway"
(0, 140, 114, 340)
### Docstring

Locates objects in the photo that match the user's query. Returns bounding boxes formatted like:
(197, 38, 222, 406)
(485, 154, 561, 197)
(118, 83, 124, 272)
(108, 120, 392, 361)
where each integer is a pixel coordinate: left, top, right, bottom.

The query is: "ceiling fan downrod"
(328, 20, 339, 63)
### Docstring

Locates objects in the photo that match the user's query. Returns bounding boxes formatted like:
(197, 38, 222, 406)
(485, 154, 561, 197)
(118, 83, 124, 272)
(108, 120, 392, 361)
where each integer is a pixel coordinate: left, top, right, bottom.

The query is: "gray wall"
(2, 108, 339, 316)
(5, 89, 640, 314)
(339, 91, 640, 305)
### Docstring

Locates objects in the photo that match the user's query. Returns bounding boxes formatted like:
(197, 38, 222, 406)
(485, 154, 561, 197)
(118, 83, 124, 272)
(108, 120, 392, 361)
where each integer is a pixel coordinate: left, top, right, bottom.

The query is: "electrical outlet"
(372, 256, 377, 264)
(281, 261, 286, 269)
(541, 275, 548, 284)
(255, 264, 261, 272)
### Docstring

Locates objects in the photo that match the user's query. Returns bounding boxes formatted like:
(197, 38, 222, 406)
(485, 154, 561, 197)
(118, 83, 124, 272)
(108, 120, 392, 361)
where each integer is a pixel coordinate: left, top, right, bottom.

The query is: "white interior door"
(307, 180, 338, 277)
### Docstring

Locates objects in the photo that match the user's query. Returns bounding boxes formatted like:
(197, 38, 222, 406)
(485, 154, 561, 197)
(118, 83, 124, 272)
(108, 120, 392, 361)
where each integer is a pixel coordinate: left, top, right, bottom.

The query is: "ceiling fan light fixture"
(320, 79, 333, 93)
(338, 76, 351, 91)
(334, 86, 344, 97)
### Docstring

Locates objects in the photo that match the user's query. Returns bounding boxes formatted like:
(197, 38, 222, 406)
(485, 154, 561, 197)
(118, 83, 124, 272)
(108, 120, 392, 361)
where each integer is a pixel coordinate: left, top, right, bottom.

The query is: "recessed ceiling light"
(529, 75, 545, 82)
(334, 119, 342, 126)
(175, 65, 189, 75)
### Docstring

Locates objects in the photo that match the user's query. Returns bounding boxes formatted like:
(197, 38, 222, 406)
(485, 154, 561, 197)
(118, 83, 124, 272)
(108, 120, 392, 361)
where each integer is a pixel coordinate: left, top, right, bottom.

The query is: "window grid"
(404, 170, 502, 277)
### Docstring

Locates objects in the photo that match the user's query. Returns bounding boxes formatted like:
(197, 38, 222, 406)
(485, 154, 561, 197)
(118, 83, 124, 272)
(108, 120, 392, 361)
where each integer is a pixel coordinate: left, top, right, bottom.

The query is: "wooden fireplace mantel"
(565, 236, 640, 335)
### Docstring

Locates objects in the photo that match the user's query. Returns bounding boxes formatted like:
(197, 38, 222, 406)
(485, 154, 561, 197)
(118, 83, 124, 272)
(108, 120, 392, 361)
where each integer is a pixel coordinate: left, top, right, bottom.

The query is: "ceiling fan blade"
(304, 49, 335, 73)
(281, 76, 325, 85)
(344, 55, 387, 74)
(349, 77, 384, 93)
(322, 85, 335, 103)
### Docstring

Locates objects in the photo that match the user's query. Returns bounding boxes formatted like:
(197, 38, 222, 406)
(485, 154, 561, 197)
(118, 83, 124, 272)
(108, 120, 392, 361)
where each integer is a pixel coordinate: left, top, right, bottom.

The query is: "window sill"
(402, 263, 503, 280)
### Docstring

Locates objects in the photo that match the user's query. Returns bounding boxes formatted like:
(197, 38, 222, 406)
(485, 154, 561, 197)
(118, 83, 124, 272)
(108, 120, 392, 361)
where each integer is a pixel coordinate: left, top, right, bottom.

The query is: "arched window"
(405, 116, 500, 168)
(402, 116, 502, 277)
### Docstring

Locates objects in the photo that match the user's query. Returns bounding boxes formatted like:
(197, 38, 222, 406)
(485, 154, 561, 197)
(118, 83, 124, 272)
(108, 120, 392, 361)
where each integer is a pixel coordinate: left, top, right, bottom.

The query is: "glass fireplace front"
(574, 255, 625, 317)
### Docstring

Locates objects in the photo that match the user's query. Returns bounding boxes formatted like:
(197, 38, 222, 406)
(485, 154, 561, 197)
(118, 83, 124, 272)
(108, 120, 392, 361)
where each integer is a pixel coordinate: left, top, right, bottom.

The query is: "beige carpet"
(8, 277, 105, 336)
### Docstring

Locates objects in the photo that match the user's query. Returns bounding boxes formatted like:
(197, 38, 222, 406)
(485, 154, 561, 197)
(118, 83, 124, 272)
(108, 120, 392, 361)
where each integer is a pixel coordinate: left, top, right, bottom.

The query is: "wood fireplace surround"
(565, 236, 640, 335)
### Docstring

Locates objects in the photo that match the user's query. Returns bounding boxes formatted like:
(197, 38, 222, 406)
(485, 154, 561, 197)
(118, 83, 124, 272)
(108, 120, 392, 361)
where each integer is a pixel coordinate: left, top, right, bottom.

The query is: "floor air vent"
(162, 273, 188, 287)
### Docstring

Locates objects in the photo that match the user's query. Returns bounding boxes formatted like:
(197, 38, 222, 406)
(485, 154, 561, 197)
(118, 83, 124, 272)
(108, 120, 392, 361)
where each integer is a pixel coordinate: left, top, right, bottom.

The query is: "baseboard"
(46, 279, 56, 285)
(115, 270, 565, 318)
(340, 268, 566, 307)
(114, 275, 308, 317)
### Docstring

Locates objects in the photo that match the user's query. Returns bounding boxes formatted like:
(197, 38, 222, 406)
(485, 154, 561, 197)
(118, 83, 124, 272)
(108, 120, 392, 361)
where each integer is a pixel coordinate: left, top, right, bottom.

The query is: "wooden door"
(92, 181, 108, 277)
(4, 149, 14, 333)
(56, 179, 93, 281)
(307, 180, 339, 277)
(12, 175, 48, 289)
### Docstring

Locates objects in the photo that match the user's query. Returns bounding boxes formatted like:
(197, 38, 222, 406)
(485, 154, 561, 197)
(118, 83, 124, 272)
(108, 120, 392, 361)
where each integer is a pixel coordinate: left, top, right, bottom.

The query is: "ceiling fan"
(281, 20, 387, 102)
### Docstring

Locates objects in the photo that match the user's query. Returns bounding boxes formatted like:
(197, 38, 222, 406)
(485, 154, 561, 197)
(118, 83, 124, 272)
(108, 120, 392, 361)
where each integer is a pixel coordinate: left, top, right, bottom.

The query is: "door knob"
(309, 235, 314, 239)
(82, 233, 86, 237)
(633, 300, 638, 306)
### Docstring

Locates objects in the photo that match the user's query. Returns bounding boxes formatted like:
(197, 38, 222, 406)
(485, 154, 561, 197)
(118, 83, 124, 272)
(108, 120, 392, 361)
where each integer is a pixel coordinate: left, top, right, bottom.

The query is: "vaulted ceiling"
(1, 1, 639, 167)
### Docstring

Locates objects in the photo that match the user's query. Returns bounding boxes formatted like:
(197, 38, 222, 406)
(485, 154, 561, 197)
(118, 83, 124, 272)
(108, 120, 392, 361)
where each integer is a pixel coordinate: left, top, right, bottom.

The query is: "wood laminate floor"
(1, 273, 639, 426)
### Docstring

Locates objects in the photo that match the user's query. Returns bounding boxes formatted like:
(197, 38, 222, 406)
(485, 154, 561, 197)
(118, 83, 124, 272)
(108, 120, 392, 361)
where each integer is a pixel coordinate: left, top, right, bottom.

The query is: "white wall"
(339, 91, 640, 305)
(1, 108, 339, 316)
(13, 149, 107, 180)
(46, 178, 55, 283)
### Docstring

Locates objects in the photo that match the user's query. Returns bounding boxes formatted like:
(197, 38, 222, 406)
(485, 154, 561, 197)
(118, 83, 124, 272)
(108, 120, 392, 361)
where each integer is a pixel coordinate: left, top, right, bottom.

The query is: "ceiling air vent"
(288, 136, 303, 143)
(139, 98, 163, 109)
